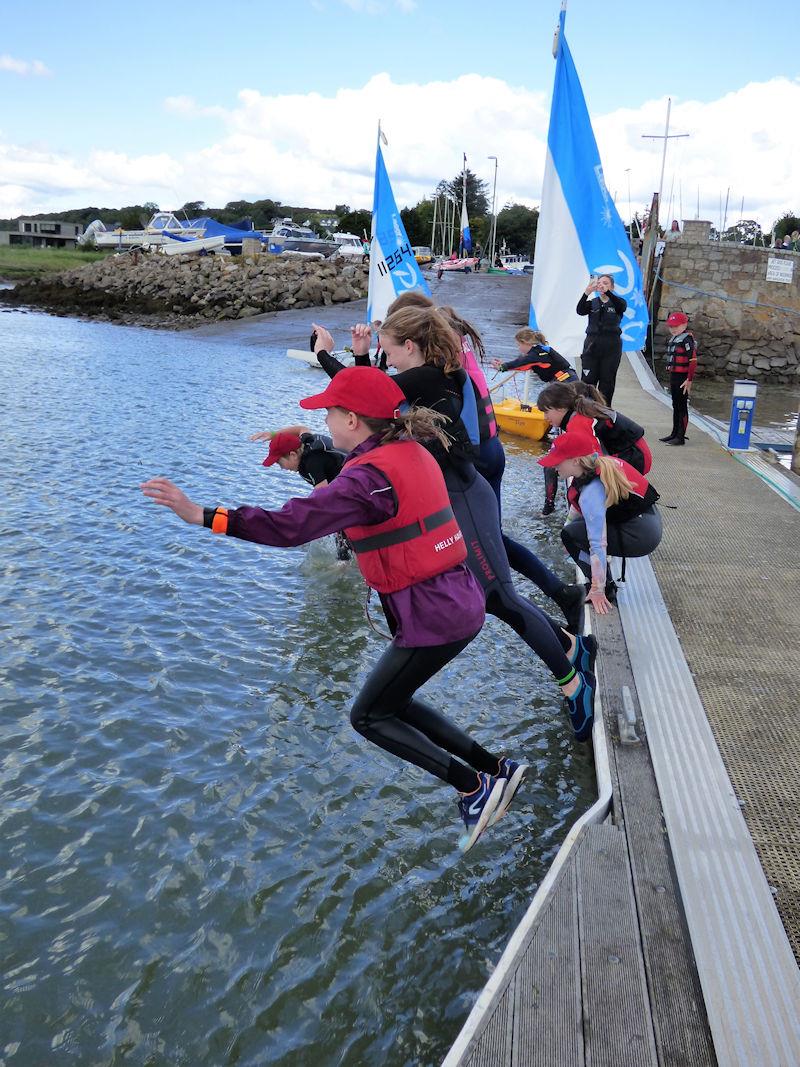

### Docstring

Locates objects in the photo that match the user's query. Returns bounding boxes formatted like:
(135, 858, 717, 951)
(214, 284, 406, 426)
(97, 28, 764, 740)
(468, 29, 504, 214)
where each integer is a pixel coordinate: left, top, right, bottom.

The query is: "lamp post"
(488, 155, 498, 269)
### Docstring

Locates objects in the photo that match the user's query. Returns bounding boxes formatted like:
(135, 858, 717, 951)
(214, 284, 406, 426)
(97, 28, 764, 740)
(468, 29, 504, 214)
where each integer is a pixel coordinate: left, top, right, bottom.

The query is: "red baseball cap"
(263, 431, 302, 467)
(538, 429, 600, 467)
(666, 312, 688, 327)
(299, 366, 405, 418)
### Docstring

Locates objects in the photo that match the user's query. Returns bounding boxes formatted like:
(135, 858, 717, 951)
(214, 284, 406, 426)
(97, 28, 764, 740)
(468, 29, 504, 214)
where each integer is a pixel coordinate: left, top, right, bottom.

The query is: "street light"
(488, 155, 498, 269)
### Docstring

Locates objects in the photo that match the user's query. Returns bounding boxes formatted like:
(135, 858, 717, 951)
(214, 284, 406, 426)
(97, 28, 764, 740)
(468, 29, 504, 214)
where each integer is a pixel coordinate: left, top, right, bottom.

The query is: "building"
(0, 218, 84, 249)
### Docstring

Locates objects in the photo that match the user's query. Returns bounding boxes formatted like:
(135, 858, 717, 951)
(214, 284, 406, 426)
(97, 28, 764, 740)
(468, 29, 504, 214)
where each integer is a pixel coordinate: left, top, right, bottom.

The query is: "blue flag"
(529, 8, 648, 358)
(459, 153, 472, 254)
(367, 139, 430, 323)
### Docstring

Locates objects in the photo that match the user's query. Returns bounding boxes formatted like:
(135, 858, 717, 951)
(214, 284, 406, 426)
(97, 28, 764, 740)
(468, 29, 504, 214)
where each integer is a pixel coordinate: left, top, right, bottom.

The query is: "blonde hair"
(385, 291, 434, 316)
(359, 406, 452, 449)
(437, 304, 486, 361)
(380, 307, 463, 375)
(514, 327, 547, 347)
(574, 454, 635, 508)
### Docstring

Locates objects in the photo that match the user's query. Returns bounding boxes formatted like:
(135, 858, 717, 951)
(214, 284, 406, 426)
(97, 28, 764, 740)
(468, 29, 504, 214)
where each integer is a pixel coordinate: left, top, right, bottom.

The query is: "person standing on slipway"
(576, 274, 627, 405)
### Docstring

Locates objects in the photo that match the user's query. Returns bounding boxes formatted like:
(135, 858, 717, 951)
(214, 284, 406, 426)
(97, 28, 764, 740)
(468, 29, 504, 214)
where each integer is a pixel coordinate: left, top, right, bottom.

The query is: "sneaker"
(659, 434, 676, 443)
(457, 773, 506, 852)
(571, 633, 597, 676)
(553, 582, 586, 635)
(541, 501, 556, 516)
(488, 758, 528, 826)
(565, 672, 596, 742)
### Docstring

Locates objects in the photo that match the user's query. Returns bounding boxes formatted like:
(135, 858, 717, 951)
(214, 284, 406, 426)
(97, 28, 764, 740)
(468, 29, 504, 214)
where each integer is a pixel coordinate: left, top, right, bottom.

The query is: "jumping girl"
(538, 428, 662, 616)
(312, 310, 598, 743)
(141, 368, 527, 852)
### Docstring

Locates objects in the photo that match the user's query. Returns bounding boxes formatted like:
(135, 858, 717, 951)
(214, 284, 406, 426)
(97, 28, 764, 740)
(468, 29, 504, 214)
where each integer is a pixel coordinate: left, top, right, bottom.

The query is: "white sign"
(766, 256, 794, 283)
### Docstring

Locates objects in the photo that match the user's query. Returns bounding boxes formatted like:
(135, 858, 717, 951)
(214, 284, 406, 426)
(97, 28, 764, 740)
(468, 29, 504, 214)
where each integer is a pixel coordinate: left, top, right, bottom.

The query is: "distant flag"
(367, 128, 430, 323)
(529, 6, 648, 358)
(459, 153, 472, 255)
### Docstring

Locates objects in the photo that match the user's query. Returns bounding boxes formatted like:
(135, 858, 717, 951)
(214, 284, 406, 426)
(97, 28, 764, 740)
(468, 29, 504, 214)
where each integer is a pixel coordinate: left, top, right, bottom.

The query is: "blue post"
(727, 379, 758, 450)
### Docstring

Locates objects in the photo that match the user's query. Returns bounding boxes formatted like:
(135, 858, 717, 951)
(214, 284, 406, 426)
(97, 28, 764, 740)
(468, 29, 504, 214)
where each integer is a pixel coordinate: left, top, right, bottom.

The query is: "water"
(0, 309, 595, 1067)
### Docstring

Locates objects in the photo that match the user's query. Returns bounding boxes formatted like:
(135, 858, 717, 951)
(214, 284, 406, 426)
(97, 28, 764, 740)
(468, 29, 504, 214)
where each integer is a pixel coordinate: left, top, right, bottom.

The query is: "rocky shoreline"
(0, 252, 370, 329)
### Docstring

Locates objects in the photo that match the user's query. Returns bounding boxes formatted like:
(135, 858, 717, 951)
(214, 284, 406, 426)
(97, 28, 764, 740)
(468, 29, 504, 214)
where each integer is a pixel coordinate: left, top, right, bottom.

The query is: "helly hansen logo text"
(434, 530, 463, 553)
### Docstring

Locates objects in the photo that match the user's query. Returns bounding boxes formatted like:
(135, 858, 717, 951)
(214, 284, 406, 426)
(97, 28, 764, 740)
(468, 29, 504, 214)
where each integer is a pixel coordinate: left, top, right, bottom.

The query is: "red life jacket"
(461, 336, 498, 439)
(567, 457, 659, 523)
(343, 441, 467, 594)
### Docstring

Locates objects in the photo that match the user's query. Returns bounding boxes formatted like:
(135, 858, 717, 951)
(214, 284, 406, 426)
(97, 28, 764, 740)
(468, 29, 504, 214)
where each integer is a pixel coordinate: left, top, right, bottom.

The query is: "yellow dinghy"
(493, 398, 550, 441)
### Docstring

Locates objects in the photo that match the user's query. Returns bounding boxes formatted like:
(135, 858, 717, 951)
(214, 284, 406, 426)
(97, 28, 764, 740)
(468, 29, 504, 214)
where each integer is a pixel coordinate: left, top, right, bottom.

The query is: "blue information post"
(727, 379, 758, 450)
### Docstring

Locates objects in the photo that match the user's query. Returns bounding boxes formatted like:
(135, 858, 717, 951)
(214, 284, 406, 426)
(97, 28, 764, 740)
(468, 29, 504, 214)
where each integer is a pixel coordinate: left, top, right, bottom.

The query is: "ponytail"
(573, 384, 614, 420)
(514, 326, 548, 347)
(360, 405, 452, 450)
(537, 381, 578, 412)
(437, 304, 486, 361)
(574, 454, 635, 508)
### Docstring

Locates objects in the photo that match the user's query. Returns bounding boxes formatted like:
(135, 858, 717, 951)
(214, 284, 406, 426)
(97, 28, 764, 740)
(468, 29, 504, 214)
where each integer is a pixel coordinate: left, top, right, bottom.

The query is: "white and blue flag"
(459, 153, 472, 254)
(529, 7, 648, 359)
(367, 134, 430, 324)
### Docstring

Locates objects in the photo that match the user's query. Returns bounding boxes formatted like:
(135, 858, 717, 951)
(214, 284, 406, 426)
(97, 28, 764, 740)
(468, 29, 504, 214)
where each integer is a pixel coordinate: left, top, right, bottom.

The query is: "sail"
(367, 138, 430, 324)
(529, 7, 648, 359)
(459, 153, 472, 254)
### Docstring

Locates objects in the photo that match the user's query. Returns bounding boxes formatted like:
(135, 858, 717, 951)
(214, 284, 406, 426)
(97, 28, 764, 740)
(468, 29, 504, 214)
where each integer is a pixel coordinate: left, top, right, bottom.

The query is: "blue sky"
(2, 0, 799, 224)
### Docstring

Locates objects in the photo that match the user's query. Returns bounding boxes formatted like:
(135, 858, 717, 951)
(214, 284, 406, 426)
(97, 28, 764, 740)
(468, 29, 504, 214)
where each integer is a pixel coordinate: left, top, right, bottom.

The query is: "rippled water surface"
(0, 310, 595, 1066)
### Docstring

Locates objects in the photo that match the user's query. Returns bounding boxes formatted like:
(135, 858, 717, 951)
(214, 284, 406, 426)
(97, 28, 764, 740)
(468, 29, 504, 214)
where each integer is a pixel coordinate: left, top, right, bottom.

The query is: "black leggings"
(670, 373, 690, 439)
(561, 506, 663, 579)
(581, 334, 623, 405)
(444, 462, 573, 678)
(350, 636, 498, 790)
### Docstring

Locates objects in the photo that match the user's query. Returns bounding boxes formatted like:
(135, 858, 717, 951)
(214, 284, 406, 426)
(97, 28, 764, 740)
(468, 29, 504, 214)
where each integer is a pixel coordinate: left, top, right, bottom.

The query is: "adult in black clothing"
(310, 313, 598, 740)
(576, 274, 627, 406)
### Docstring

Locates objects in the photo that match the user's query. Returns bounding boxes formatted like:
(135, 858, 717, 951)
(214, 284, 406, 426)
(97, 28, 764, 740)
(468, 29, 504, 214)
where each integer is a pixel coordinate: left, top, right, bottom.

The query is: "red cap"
(538, 429, 600, 468)
(666, 312, 688, 327)
(262, 431, 302, 467)
(299, 366, 405, 418)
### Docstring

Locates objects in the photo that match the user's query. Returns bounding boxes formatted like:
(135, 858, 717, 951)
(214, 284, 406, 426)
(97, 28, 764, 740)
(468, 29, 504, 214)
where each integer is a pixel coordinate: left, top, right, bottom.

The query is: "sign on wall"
(766, 257, 794, 283)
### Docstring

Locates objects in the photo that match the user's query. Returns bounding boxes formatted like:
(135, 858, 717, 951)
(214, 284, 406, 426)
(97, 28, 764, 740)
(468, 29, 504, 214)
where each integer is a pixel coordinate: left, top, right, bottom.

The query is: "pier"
(198, 273, 800, 1066)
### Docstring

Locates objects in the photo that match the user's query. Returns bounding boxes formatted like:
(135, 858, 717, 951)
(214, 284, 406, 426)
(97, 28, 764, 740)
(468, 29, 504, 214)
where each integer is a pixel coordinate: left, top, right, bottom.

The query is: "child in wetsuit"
(660, 312, 697, 445)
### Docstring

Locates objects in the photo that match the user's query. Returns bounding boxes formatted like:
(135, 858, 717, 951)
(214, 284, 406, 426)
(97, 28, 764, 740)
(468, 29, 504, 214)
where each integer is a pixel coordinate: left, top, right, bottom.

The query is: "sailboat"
(492, 372, 551, 441)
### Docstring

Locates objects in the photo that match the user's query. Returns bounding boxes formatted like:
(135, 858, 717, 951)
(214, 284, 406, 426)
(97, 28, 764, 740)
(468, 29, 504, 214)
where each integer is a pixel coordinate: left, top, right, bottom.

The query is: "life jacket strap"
(349, 505, 456, 554)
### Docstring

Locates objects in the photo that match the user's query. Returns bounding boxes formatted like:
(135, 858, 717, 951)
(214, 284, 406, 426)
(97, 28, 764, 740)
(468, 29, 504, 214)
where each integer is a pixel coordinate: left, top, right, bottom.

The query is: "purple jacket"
(223, 435, 485, 647)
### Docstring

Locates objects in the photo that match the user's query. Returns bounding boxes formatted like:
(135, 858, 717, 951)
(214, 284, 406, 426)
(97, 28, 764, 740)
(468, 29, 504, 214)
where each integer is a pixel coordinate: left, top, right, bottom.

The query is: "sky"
(1, 0, 799, 230)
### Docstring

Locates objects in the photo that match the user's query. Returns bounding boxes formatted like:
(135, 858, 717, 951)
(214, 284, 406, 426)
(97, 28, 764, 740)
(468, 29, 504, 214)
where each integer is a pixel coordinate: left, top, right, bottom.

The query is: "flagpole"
(488, 155, 498, 268)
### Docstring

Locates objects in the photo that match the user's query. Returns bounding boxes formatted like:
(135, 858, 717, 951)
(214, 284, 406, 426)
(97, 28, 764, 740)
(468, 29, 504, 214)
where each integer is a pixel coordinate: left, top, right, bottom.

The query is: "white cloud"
(0, 54, 52, 77)
(1, 74, 798, 230)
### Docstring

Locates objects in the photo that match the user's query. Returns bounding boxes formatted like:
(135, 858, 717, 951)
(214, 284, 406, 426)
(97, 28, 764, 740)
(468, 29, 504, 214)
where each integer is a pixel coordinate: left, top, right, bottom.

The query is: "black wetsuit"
(298, 433, 350, 558)
(499, 345, 578, 383)
(576, 290, 627, 405)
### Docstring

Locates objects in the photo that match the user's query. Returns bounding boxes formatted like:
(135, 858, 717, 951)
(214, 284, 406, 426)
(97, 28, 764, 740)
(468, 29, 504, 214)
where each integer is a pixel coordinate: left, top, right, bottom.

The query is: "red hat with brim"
(299, 366, 405, 419)
(263, 431, 302, 467)
(666, 312, 688, 327)
(538, 429, 601, 468)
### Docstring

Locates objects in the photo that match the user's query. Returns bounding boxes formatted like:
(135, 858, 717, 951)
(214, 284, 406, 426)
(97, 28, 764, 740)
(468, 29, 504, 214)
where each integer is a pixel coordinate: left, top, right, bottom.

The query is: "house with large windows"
(0, 218, 83, 248)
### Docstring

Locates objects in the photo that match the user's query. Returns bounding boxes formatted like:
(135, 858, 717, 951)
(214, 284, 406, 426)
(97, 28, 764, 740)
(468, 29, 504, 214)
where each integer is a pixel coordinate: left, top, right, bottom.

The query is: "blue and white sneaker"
(457, 773, 506, 852)
(488, 758, 529, 826)
(570, 633, 597, 677)
(565, 671, 596, 743)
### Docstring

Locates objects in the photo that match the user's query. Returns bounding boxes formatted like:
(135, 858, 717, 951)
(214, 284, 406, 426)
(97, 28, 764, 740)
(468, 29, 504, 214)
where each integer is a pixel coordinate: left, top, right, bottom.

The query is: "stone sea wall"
(657, 220, 800, 382)
(0, 251, 369, 328)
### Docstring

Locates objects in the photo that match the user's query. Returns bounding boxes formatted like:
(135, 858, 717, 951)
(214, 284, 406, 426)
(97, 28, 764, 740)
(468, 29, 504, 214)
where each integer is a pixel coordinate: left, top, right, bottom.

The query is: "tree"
(440, 169, 490, 218)
(337, 208, 372, 238)
(722, 219, 764, 245)
(179, 200, 205, 218)
(496, 203, 539, 257)
(771, 211, 800, 240)
(118, 205, 150, 229)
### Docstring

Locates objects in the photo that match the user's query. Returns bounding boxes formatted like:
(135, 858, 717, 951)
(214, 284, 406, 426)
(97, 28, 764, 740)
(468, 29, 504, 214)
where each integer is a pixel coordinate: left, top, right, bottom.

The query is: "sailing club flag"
(367, 137, 430, 324)
(459, 153, 472, 254)
(529, 7, 648, 358)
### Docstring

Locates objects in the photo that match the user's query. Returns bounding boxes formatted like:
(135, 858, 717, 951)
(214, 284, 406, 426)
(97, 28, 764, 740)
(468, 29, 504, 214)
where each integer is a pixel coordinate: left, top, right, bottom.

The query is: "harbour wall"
(657, 220, 800, 382)
(0, 252, 369, 328)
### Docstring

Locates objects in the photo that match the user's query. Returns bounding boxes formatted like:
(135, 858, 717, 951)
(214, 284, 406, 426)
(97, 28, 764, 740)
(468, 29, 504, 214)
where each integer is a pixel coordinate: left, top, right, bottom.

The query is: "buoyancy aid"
(595, 411, 645, 456)
(665, 331, 698, 375)
(461, 337, 498, 440)
(567, 457, 660, 524)
(343, 440, 467, 594)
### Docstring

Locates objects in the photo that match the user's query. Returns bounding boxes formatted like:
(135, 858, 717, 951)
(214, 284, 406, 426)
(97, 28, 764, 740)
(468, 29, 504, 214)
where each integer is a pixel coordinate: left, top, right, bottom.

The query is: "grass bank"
(0, 246, 110, 281)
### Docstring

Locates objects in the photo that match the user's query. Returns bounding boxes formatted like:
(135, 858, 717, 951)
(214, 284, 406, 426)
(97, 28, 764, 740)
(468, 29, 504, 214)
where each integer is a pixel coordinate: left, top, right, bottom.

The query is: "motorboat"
(331, 233, 368, 260)
(89, 212, 206, 249)
(267, 219, 338, 257)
